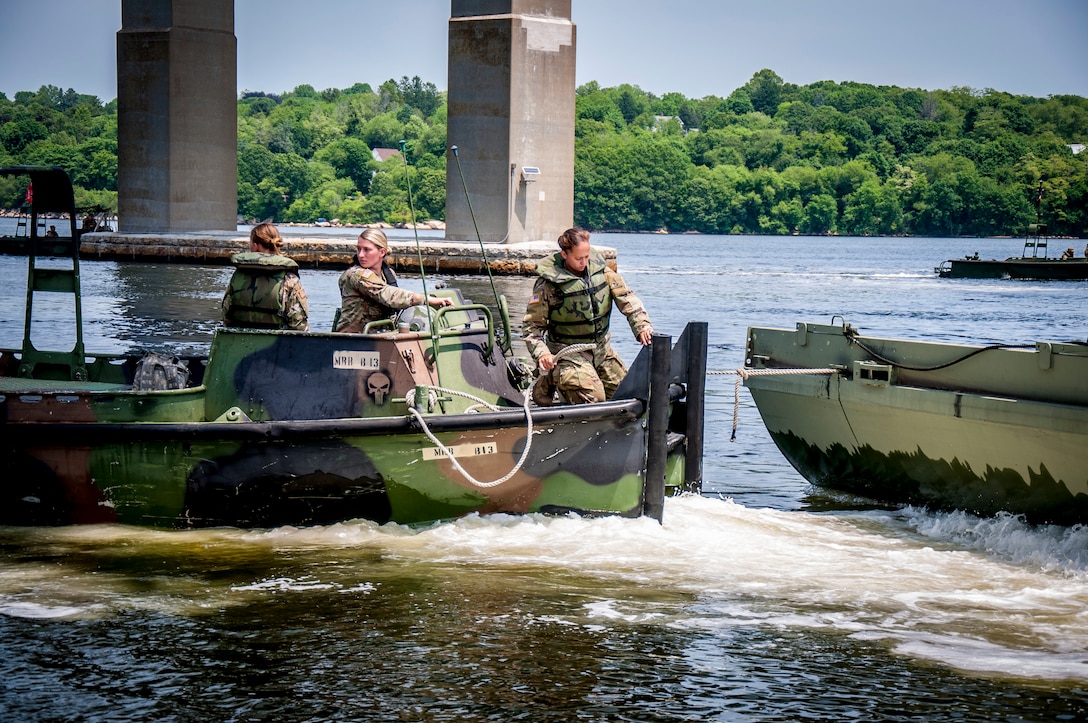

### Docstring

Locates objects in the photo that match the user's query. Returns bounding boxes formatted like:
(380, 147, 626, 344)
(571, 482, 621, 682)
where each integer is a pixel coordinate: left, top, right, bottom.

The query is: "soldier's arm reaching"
(606, 269, 653, 345)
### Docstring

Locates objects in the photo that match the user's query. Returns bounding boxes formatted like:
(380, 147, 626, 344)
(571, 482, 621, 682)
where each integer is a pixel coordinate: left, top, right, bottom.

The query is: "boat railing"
(0, 166, 86, 381)
(434, 303, 495, 358)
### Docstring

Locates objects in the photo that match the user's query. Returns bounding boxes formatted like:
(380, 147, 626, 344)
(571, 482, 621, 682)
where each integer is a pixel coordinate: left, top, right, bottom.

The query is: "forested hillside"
(2, 70, 1086, 237)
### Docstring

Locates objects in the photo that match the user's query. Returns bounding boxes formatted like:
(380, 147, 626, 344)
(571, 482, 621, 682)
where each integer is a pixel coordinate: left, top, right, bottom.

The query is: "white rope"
(709, 367, 840, 441)
(421, 384, 503, 412)
(399, 344, 598, 489)
(405, 385, 534, 489)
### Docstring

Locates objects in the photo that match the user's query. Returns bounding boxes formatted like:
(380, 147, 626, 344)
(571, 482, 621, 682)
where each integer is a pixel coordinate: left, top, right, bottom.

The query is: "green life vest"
(537, 251, 612, 345)
(224, 251, 300, 329)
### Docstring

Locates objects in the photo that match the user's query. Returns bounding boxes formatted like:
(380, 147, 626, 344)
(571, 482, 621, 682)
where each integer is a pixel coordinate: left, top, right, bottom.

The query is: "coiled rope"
(403, 343, 597, 489)
(708, 367, 840, 441)
(551, 343, 597, 361)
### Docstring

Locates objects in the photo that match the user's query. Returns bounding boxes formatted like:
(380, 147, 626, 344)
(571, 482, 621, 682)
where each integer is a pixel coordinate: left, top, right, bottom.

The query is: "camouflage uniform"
(222, 251, 309, 331)
(523, 250, 652, 404)
(335, 265, 420, 333)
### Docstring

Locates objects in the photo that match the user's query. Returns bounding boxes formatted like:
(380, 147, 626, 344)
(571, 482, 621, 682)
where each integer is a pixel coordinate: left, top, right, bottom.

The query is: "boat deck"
(0, 376, 131, 392)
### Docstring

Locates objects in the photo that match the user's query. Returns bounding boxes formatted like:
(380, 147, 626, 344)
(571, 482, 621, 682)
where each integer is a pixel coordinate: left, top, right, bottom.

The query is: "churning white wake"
(1, 495, 1086, 682)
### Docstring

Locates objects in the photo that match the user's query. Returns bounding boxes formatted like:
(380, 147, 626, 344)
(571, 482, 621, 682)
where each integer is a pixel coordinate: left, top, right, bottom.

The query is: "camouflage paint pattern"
(2, 309, 695, 528)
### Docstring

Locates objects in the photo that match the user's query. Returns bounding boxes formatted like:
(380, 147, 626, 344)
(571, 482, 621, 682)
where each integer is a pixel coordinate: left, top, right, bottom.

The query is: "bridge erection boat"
(936, 247, 1088, 280)
(742, 320, 1088, 524)
(936, 185, 1088, 280)
(0, 166, 707, 528)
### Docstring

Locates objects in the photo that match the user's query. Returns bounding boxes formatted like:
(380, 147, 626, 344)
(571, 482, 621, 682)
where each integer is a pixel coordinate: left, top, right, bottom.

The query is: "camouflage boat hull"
(2, 399, 656, 527)
(743, 322, 1088, 525)
(1, 324, 704, 528)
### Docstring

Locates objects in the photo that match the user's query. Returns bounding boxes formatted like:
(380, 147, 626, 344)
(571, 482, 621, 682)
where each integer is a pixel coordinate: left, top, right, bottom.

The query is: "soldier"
(334, 228, 451, 333)
(523, 227, 653, 405)
(222, 222, 309, 330)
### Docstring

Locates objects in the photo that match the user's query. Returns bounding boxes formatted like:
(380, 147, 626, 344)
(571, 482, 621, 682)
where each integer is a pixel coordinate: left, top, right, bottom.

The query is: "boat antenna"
(450, 144, 512, 356)
(399, 139, 443, 385)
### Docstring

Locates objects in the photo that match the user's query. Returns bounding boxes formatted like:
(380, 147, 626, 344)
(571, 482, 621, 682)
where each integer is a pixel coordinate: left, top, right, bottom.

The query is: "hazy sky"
(1, 0, 1086, 102)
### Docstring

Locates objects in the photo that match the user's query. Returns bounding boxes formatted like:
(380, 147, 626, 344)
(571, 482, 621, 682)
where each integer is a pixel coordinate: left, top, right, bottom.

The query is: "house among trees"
(652, 115, 687, 133)
(371, 148, 401, 163)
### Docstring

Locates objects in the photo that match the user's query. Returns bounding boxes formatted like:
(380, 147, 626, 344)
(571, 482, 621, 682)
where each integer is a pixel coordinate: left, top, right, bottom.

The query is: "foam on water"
(244, 496, 1088, 681)
(0, 601, 94, 619)
(3, 496, 1084, 682)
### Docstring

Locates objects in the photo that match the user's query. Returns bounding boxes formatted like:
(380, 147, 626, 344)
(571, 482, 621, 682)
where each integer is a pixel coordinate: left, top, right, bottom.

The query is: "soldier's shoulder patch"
(529, 293, 540, 304)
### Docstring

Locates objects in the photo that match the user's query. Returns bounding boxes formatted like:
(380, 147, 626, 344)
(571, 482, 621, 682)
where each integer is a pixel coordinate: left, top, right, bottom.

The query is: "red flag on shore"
(25, 183, 32, 204)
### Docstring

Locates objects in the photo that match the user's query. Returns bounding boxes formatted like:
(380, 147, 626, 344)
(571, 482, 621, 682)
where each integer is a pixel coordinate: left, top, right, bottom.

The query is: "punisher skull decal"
(366, 371, 392, 405)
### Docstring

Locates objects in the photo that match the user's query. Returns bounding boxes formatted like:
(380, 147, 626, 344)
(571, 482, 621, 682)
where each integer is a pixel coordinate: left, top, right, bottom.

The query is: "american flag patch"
(529, 294, 539, 304)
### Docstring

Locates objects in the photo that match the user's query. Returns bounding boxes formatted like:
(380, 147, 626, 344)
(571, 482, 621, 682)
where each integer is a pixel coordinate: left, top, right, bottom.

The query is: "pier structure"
(446, 1, 576, 244)
(117, 0, 237, 233)
(73, 230, 614, 275)
(99, 0, 586, 268)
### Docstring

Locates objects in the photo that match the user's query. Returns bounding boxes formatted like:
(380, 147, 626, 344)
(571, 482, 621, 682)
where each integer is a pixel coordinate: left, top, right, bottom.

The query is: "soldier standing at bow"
(523, 227, 653, 405)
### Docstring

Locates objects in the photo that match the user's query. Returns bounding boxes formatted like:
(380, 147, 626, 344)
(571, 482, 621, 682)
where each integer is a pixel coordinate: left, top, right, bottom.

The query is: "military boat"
(742, 320, 1088, 524)
(936, 184, 1088, 280)
(1, 166, 706, 528)
(936, 246, 1088, 280)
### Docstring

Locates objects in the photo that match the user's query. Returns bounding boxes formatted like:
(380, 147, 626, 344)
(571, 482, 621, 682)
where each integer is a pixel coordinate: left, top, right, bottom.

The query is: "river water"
(1, 229, 1087, 721)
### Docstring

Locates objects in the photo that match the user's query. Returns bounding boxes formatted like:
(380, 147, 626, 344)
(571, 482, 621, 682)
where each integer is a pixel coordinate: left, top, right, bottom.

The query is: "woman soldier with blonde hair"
(334, 228, 451, 333)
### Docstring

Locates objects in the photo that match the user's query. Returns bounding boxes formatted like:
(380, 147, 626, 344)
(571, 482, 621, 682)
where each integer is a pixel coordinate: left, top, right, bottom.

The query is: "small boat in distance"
(0, 166, 707, 529)
(743, 320, 1088, 525)
(936, 182, 1088, 280)
(935, 231, 1088, 280)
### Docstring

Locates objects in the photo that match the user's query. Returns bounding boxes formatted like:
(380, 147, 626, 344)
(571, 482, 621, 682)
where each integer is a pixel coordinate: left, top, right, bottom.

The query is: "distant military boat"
(0, 166, 706, 528)
(742, 320, 1088, 525)
(935, 228, 1088, 280)
(936, 182, 1088, 280)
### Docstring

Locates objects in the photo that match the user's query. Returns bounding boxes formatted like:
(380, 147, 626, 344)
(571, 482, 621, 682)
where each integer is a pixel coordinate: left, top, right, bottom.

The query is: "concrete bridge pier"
(117, 0, 237, 232)
(446, 1, 576, 245)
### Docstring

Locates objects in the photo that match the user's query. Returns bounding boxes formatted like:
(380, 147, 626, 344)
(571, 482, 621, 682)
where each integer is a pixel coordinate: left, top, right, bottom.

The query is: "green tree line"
(2, 70, 1086, 237)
